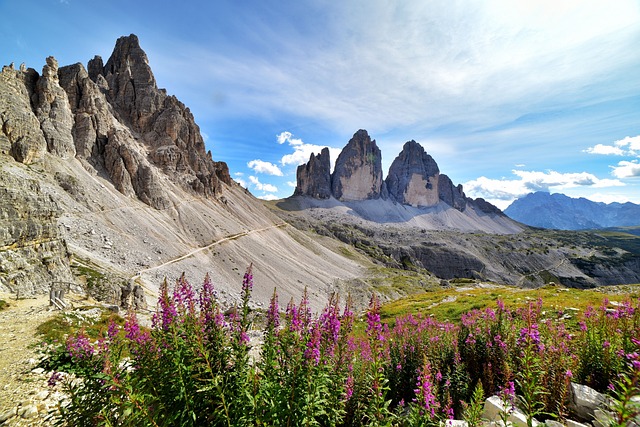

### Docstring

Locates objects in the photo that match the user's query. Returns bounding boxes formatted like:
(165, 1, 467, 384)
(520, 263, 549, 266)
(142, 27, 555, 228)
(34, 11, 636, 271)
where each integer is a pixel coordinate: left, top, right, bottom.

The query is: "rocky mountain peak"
(331, 129, 385, 201)
(385, 140, 440, 207)
(2, 34, 231, 210)
(295, 147, 332, 199)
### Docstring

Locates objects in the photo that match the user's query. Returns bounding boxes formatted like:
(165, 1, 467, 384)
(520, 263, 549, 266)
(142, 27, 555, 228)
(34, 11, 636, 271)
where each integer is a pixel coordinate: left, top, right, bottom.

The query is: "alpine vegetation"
(44, 267, 640, 426)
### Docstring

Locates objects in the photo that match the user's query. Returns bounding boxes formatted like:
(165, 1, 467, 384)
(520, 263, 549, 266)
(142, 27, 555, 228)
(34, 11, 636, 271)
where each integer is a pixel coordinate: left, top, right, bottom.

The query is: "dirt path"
(132, 222, 288, 278)
(0, 294, 57, 422)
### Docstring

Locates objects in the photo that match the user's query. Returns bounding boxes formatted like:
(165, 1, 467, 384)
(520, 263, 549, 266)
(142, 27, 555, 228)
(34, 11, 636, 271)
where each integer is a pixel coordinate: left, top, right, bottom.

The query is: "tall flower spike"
(267, 287, 279, 330)
(242, 263, 253, 299)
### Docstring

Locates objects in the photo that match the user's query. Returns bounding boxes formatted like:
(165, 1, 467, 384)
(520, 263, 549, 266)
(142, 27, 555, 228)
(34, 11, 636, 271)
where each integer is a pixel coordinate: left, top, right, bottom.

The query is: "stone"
(0, 408, 16, 423)
(442, 421, 468, 427)
(385, 139, 440, 207)
(592, 408, 615, 427)
(544, 420, 564, 427)
(31, 367, 45, 374)
(331, 129, 385, 201)
(568, 382, 606, 422)
(294, 147, 332, 199)
(482, 395, 540, 427)
(565, 420, 590, 427)
(19, 403, 39, 418)
(133, 285, 146, 310)
(35, 390, 49, 400)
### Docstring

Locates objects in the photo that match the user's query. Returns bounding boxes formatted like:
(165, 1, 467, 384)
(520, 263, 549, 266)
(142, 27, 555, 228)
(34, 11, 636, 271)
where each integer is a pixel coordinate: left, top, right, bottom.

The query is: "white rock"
(565, 419, 590, 427)
(568, 382, 606, 422)
(592, 408, 615, 427)
(35, 390, 49, 400)
(442, 420, 469, 427)
(31, 367, 45, 374)
(19, 404, 38, 419)
(482, 396, 539, 427)
(544, 421, 564, 427)
(0, 408, 16, 423)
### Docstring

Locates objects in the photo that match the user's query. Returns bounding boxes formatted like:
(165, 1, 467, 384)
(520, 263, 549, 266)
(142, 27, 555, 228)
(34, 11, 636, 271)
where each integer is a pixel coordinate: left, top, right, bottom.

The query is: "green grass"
(380, 283, 640, 328)
(36, 310, 124, 344)
(71, 260, 107, 290)
(365, 266, 439, 297)
(0, 299, 8, 311)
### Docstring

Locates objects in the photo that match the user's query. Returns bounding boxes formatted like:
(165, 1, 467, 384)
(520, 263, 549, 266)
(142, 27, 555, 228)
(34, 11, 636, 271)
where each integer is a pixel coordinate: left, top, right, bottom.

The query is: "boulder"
(331, 129, 385, 201)
(565, 420, 590, 427)
(567, 382, 606, 422)
(295, 147, 332, 199)
(482, 395, 540, 427)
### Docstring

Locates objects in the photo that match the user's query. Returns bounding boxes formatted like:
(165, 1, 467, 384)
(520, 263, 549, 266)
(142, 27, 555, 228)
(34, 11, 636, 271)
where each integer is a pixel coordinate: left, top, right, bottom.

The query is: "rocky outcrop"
(331, 129, 385, 201)
(91, 34, 231, 199)
(295, 148, 332, 198)
(0, 66, 46, 164)
(385, 140, 440, 207)
(438, 174, 467, 211)
(33, 57, 75, 158)
(293, 132, 501, 215)
(0, 164, 73, 295)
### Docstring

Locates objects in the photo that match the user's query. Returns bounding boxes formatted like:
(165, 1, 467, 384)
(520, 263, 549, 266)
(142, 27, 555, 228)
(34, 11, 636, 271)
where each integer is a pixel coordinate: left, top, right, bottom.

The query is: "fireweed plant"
(45, 268, 640, 426)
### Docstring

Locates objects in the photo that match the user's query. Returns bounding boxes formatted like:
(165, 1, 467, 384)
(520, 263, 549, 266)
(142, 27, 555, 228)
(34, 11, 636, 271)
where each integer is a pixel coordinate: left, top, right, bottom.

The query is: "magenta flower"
(266, 289, 280, 330)
(66, 332, 94, 360)
(414, 362, 439, 418)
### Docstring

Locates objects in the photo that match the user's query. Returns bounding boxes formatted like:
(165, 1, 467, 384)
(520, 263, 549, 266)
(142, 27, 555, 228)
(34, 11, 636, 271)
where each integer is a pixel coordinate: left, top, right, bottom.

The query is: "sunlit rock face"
(385, 140, 440, 207)
(331, 129, 385, 201)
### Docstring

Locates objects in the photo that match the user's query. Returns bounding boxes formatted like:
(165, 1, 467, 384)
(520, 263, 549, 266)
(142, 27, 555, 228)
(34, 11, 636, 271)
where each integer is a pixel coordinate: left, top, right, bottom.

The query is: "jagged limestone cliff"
(0, 35, 365, 308)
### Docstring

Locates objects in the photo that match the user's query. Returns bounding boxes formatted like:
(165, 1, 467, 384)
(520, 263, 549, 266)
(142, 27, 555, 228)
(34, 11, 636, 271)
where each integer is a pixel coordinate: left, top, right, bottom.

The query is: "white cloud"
(247, 159, 283, 176)
(286, 181, 297, 188)
(257, 194, 280, 201)
(614, 135, 640, 154)
(584, 144, 625, 156)
(235, 178, 247, 188)
(585, 135, 640, 156)
(249, 176, 278, 192)
(611, 160, 640, 178)
(464, 169, 626, 209)
(276, 131, 342, 171)
(277, 131, 304, 146)
(172, 1, 640, 135)
(234, 172, 244, 176)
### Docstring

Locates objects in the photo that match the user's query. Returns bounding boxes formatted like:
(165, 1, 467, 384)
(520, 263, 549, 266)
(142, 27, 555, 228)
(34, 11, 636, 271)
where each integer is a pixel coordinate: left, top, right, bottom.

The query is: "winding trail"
(131, 222, 288, 279)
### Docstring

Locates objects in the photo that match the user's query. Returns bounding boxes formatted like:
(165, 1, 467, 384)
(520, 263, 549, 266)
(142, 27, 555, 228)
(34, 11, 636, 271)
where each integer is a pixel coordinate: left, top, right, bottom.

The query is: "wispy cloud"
(249, 176, 277, 193)
(276, 131, 342, 171)
(257, 194, 280, 201)
(247, 159, 283, 176)
(167, 1, 640, 136)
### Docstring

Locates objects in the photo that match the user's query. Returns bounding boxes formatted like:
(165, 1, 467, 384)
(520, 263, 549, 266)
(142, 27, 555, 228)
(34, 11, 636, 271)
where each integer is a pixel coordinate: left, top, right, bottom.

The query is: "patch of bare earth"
(0, 293, 65, 426)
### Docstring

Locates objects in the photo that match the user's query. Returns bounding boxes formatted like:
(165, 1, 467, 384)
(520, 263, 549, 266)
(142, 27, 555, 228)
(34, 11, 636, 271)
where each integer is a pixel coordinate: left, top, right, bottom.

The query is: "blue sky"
(2, 0, 639, 209)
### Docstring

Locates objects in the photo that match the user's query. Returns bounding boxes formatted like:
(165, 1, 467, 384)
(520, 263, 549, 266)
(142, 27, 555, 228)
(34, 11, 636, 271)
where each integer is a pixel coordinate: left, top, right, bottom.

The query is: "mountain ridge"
(505, 192, 640, 230)
(0, 34, 366, 310)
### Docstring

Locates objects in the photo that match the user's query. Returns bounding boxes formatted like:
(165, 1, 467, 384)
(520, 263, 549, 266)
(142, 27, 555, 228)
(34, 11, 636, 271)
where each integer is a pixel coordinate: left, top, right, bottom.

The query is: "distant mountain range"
(505, 192, 640, 230)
